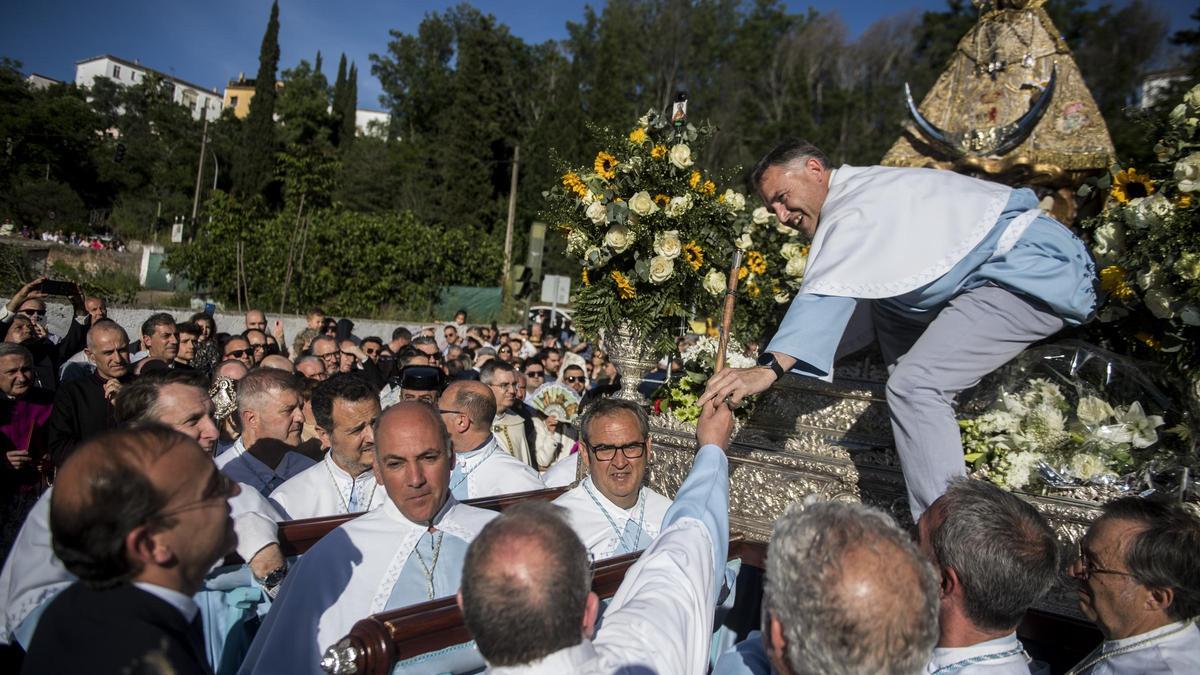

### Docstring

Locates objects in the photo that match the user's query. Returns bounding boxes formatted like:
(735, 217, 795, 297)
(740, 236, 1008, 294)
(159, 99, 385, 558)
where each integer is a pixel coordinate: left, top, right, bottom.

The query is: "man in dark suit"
(21, 426, 239, 675)
(45, 320, 132, 467)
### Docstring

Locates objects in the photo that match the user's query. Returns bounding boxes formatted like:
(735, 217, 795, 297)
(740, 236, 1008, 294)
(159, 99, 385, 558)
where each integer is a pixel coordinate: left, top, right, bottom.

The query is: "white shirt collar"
(928, 632, 1023, 671)
(1104, 620, 1194, 653)
(133, 581, 199, 622)
(487, 639, 598, 673)
(323, 451, 374, 485)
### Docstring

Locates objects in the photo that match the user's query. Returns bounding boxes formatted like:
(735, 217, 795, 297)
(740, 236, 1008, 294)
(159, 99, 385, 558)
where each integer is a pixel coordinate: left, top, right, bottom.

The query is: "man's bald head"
(765, 501, 939, 675)
(51, 426, 192, 586)
(214, 359, 249, 382)
(86, 319, 127, 350)
(260, 354, 295, 372)
(461, 501, 592, 666)
(443, 380, 496, 427)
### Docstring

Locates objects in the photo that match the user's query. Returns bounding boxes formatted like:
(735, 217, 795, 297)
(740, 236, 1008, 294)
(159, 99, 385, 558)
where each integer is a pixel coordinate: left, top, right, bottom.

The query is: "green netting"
(434, 286, 502, 322)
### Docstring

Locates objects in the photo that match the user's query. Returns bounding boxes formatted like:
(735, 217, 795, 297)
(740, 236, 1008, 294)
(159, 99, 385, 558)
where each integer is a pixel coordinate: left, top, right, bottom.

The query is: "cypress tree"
(234, 0, 281, 198)
(331, 54, 349, 147)
(340, 62, 358, 147)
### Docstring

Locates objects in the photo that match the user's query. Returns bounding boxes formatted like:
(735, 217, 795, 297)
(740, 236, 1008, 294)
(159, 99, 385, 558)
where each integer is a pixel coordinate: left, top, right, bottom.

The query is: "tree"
(331, 54, 350, 147)
(234, 0, 281, 199)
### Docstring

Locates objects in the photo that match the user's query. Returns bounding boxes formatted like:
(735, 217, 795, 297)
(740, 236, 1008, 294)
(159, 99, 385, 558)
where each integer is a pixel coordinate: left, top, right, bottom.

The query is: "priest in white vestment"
(552, 398, 670, 560)
(440, 380, 545, 500)
(216, 368, 315, 495)
(269, 374, 387, 519)
(481, 360, 537, 468)
(238, 401, 498, 675)
(459, 399, 735, 675)
(1066, 497, 1200, 675)
(702, 141, 1097, 520)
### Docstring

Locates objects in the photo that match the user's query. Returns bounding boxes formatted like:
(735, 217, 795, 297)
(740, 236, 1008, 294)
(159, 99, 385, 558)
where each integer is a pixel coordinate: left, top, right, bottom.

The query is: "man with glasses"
(1, 277, 90, 392)
(244, 328, 270, 367)
(222, 336, 255, 370)
(480, 360, 536, 469)
(552, 398, 671, 560)
(1066, 497, 1200, 674)
(46, 320, 132, 467)
(439, 380, 543, 500)
(20, 426, 240, 674)
(309, 335, 342, 376)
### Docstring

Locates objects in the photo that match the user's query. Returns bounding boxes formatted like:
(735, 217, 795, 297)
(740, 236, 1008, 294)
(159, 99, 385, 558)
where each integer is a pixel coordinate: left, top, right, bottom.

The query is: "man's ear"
(125, 524, 172, 568)
(1146, 585, 1175, 614)
(580, 448, 592, 471)
(455, 589, 464, 613)
(582, 591, 600, 640)
(941, 565, 960, 600)
(766, 611, 790, 674)
(241, 409, 257, 433)
(84, 348, 96, 366)
(315, 425, 332, 449)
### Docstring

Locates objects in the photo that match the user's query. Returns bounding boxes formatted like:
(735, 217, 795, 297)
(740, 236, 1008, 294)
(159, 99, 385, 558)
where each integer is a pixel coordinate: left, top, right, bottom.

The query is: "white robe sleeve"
(229, 484, 282, 562)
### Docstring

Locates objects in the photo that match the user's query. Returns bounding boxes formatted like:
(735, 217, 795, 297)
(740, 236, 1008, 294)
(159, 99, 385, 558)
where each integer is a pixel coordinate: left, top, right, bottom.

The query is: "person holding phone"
(1, 278, 90, 392)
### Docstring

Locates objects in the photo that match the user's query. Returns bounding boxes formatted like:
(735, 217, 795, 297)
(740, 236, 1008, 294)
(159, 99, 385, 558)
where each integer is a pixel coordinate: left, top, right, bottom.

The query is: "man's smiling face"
(758, 158, 830, 239)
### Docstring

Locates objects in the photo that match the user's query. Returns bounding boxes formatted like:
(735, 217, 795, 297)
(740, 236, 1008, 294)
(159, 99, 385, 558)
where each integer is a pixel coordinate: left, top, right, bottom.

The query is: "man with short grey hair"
(719, 500, 939, 675)
(918, 478, 1058, 674)
(215, 368, 315, 495)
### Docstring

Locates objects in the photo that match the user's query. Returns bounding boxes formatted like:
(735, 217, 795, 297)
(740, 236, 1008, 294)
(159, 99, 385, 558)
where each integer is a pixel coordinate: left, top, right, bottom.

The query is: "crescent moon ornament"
(903, 65, 1057, 158)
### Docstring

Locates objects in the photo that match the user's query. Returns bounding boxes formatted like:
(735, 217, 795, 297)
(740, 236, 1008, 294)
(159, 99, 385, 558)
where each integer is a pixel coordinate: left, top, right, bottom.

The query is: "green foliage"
(48, 259, 141, 304)
(235, 0, 281, 200)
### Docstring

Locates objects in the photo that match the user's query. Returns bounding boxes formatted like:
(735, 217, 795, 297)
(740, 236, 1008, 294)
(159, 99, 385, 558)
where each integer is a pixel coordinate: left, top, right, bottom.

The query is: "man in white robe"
(238, 401, 498, 675)
(440, 380, 544, 500)
(269, 374, 387, 519)
(701, 140, 1097, 520)
(552, 398, 671, 560)
(481, 360, 536, 468)
(459, 399, 735, 674)
(216, 368, 315, 495)
(1066, 497, 1200, 674)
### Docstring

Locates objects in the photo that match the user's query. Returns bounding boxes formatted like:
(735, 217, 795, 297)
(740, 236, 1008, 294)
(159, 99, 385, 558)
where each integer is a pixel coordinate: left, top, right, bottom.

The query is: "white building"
(355, 108, 390, 138)
(25, 73, 62, 90)
(1138, 68, 1190, 110)
(75, 55, 223, 120)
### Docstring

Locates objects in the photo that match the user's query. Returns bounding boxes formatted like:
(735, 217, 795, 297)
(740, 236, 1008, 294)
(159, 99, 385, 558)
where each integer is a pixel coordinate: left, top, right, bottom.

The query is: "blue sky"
(2, 0, 1193, 110)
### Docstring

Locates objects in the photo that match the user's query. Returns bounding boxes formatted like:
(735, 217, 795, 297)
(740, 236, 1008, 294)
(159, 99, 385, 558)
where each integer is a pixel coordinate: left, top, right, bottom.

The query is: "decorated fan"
(529, 382, 582, 424)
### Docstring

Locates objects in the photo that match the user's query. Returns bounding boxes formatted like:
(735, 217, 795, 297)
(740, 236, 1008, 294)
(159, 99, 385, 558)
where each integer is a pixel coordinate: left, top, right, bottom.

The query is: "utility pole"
(190, 107, 209, 228)
(501, 144, 520, 299)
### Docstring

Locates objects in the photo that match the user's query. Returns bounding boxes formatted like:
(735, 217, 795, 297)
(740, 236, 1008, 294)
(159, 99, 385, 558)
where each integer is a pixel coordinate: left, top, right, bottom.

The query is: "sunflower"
(594, 151, 619, 180)
(1175, 193, 1194, 209)
(562, 172, 588, 198)
(737, 266, 749, 281)
(582, 268, 590, 286)
(1110, 168, 1155, 204)
(746, 250, 767, 275)
(653, 193, 671, 207)
(628, 127, 648, 145)
(689, 171, 702, 189)
(612, 270, 636, 299)
(1098, 265, 1136, 300)
(746, 280, 761, 298)
(651, 145, 667, 159)
(702, 180, 716, 196)
(684, 241, 704, 270)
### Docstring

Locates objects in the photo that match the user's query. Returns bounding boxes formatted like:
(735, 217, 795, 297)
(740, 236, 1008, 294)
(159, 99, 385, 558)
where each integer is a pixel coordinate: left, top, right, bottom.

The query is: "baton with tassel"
(714, 249, 744, 375)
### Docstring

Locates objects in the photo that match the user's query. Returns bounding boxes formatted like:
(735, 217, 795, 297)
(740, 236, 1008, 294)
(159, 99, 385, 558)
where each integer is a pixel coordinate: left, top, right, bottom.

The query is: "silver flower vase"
(604, 322, 658, 406)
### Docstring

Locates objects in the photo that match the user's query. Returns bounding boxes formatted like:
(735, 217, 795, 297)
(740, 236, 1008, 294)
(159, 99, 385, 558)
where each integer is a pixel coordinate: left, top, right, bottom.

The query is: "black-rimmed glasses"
(586, 441, 647, 461)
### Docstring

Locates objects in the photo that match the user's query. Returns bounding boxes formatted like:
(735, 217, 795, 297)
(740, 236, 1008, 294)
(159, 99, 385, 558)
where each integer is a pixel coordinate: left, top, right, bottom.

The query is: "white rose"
(1175, 153, 1200, 193)
(1092, 221, 1124, 259)
(722, 189, 746, 212)
(668, 144, 693, 169)
(583, 246, 609, 269)
(586, 201, 607, 225)
(653, 230, 682, 259)
(629, 191, 658, 216)
(735, 232, 753, 250)
(1123, 198, 1150, 229)
(1077, 396, 1115, 427)
(1144, 288, 1176, 319)
(1068, 453, 1112, 482)
(1144, 193, 1173, 225)
(603, 223, 633, 253)
(774, 289, 791, 304)
(784, 253, 808, 278)
(780, 242, 805, 260)
(703, 269, 726, 296)
(1171, 103, 1188, 122)
(776, 218, 798, 236)
(582, 190, 599, 205)
(752, 206, 771, 225)
(664, 194, 692, 218)
(648, 255, 674, 284)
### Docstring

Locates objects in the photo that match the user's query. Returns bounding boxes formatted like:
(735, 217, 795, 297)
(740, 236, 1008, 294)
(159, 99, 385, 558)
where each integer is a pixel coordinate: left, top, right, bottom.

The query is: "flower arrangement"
(651, 336, 758, 424)
(1080, 83, 1200, 419)
(544, 108, 805, 352)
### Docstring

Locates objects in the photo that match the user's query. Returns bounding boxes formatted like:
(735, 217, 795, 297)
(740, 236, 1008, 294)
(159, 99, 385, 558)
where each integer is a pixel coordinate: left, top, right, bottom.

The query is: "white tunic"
(925, 633, 1032, 674)
(215, 437, 316, 496)
(492, 411, 533, 467)
(1071, 621, 1200, 674)
(0, 483, 281, 646)
(541, 452, 579, 488)
(238, 496, 496, 675)
(449, 435, 545, 500)
(553, 478, 671, 560)
(268, 452, 386, 520)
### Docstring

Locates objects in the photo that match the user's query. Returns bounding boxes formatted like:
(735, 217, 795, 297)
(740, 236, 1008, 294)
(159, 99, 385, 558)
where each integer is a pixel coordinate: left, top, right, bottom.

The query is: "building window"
(112, 65, 121, 79)
(230, 96, 238, 107)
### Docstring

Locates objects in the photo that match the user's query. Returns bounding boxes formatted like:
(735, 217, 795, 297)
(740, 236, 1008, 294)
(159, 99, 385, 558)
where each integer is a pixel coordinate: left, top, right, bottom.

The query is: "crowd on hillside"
(0, 220, 128, 251)
(0, 275, 1197, 675)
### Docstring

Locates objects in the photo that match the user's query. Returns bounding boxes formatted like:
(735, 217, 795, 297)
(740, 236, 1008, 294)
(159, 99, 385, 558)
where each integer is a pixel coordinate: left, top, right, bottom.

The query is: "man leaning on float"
(700, 139, 1098, 520)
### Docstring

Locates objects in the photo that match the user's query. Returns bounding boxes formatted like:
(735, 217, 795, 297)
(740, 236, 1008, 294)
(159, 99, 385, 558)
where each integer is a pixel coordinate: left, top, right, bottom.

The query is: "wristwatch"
(756, 352, 786, 380)
(257, 563, 289, 599)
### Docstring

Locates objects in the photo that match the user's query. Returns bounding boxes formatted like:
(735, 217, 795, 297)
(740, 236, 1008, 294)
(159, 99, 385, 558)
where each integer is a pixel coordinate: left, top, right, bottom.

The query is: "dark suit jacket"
(0, 315, 89, 393)
(21, 582, 213, 675)
(46, 372, 126, 467)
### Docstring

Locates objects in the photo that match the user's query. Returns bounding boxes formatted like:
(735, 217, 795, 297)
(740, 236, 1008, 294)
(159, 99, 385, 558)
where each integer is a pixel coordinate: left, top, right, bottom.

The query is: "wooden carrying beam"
(275, 487, 568, 557)
(320, 538, 765, 675)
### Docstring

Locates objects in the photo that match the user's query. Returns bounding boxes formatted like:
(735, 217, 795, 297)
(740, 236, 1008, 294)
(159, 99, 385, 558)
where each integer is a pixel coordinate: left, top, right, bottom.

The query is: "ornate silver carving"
(604, 322, 658, 405)
(320, 638, 361, 674)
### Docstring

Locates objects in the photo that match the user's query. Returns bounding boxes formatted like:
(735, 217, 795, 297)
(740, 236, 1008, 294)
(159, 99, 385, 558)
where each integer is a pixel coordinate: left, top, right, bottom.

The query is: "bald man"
(259, 354, 294, 372)
(440, 380, 544, 500)
(240, 402, 498, 674)
(46, 319, 132, 467)
(21, 427, 238, 675)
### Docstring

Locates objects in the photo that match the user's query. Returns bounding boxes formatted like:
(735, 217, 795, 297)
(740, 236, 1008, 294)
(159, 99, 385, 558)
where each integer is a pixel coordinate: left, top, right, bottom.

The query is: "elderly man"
(440, 380, 544, 499)
(459, 400, 734, 673)
(717, 500, 939, 675)
(245, 309, 267, 332)
(46, 319, 131, 467)
(269, 374, 387, 519)
(918, 479, 1059, 674)
(239, 402, 499, 675)
(701, 140, 1097, 520)
(140, 312, 179, 365)
(20, 427, 239, 674)
(480, 360, 536, 468)
(551, 399, 671, 560)
(1, 278, 90, 392)
(1067, 497, 1200, 674)
(0, 343, 54, 558)
(222, 335, 255, 370)
(309, 335, 341, 375)
(215, 369, 315, 496)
